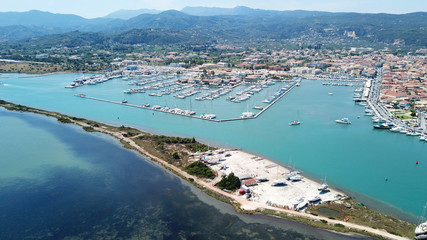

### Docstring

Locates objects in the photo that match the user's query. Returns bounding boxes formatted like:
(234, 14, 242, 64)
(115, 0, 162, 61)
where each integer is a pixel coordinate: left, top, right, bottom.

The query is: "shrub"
(185, 161, 215, 179)
(334, 223, 345, 228)
(216, 173, 241, 190)
(172, 151, 180, 159)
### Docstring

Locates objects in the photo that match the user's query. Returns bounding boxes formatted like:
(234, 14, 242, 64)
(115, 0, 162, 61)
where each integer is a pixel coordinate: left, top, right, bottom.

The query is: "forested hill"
(0, 8, 425, 47)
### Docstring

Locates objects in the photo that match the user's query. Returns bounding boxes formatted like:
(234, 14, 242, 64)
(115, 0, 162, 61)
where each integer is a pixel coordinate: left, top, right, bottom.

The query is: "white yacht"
(289, 121, 301, 125)
(390, 126, 402, 132)
(289, 175, 303, 182)
(241, 112, 255, 118)
(292, 196, 304, 206)
(308, 195, 321, 202)
(416, 221, 427, 239)
(271, 178, 287, 186)
(318, 178, 328, 192)
(296, 201, 308, 210)
(335, 118, 351, 124)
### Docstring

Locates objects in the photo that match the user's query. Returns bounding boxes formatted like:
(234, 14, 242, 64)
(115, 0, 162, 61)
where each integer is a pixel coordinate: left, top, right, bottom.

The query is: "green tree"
(216, 173, 241, 190)
(185, 161, 215, 179)
(172, 150, 180, 159)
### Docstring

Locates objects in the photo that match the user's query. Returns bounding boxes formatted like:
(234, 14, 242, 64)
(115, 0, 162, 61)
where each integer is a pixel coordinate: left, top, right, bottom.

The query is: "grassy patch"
(82, 126, 95, 132)
(308, 199, 415, 239)
(185, 161, 215, 179)
(57, 117, 72, 123)
(0, 62, 65, 74)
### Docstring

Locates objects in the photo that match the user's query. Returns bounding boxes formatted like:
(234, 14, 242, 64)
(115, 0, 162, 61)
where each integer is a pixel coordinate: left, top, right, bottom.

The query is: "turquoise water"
(0, 109, 372, 239)
(1, 73, 426, 222)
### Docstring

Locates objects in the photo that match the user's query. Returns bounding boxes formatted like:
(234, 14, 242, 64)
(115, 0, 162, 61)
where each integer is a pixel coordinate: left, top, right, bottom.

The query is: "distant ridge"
(104, 8, 162, 20)
(180, 6, 273, 16)
(0, 7, 425, 47)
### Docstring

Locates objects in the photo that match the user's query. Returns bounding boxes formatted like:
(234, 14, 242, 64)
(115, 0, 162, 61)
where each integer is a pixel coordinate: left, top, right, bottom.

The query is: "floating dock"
(75, 80, 299, 122)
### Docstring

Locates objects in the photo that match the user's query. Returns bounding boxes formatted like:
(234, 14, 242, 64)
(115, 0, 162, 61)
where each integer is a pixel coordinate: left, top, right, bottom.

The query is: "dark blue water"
(0, 109, 371, 239)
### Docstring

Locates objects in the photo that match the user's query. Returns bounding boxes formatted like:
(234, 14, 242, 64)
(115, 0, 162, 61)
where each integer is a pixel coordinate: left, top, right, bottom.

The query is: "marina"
(75, 79, 300, 122)
(1, 73, 426, 224)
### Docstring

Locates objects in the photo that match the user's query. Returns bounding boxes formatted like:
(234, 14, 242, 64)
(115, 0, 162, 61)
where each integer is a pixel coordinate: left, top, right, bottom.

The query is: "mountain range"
(0, 7, 426, 47)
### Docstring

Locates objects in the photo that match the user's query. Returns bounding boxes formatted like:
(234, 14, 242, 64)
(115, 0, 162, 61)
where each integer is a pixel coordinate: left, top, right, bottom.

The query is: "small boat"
(292, 196, 304, 206)
(256, 176, 268, 182)
(271, 178, 287, 186)
(335, 118, 351, 124)
(416, 221, 427, 239)
(121, 100, 128, 103)
(400, 130, 408, 134)
(373, 123, 391, 129)
(390, 127, 402, 132)
(289, 175, 302, 182)
(318, 176, 328, 192)
(308, 195, 321, 202)
(328, 92, 333, 95)
(241, 112, 255, 118)
(253, 106, 264, 110)
(296, 201, 308, 210)
(289, 121, 301, 126)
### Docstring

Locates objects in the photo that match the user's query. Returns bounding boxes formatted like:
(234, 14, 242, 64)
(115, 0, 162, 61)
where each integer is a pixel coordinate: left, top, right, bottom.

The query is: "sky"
(1, 0, 426, 18)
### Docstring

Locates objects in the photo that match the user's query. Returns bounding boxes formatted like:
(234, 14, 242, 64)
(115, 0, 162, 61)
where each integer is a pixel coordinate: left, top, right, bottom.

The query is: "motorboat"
(373, 123, 391, 129)
(296, 201, 308, 210)
(390, 127, 402, 132)
(318, 182, 329, 191)
(335, 118, 351, 124)
(416, 221, 427, 239)
(271, 178, 287, 186)
(289, 175, 303, 182)
(289, 121, 301, 125)
(121, 100, 128, 103)
(255, 176, 268, 182)
(241, 112, 255, 118)
(292, 196, 304, 206)
(308, 195, 321, 203)
(253, 106, 264, 110)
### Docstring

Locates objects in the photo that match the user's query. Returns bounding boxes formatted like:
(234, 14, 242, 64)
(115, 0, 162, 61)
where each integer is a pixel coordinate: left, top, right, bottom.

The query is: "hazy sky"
(1, 0, 426, 18)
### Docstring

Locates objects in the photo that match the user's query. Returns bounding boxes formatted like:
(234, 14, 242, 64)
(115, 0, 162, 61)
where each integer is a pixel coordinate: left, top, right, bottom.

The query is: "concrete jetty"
(75, 80, 299, 122)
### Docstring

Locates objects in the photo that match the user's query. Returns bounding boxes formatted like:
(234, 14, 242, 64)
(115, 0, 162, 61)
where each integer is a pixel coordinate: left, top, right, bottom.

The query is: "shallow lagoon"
(0, 109, 372, 239)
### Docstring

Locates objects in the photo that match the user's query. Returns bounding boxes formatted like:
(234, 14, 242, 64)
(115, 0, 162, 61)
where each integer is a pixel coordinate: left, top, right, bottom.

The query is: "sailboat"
(289, 111, 301, 125)
(416, 203, 427, 239)
(318, 177, 328, 192)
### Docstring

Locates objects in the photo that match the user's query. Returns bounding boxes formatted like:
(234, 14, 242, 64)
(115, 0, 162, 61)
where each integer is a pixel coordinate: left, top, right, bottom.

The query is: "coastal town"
(49, 45, 426, 138)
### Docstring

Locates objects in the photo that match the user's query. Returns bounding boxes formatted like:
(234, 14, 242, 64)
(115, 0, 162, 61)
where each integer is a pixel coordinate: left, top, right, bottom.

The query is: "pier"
(75, 80, 298, 123)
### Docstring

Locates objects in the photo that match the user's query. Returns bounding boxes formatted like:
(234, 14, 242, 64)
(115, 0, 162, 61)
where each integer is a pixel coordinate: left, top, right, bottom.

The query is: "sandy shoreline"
(38, 118, 413, 240)
(204, 150, 344, 210)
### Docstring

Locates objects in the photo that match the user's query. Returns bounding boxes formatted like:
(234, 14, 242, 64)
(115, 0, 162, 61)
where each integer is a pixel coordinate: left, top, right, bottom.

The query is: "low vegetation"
(307, 199, 415, 239)
(185, 161, 215, 179)
(0, 62, 65, 74)
(216, 173, 241, 190)
(57, 117, 72, 123)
